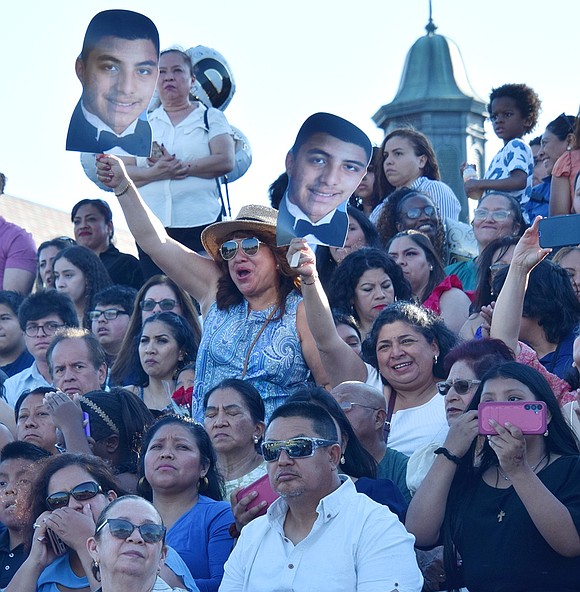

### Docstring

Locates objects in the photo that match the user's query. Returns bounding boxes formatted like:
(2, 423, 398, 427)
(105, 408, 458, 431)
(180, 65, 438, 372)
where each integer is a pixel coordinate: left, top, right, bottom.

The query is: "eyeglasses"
(140, 298, 177, 312)
(261, 437, 338, 462)
(339, 402, 380, 412)
(436, 379, 482, 396)
(46, 481, 103, 510)
(25, 321, 65, 337)
(88, 308, 129, 321)
(219, 237, 262, 261)
(404, 206, 436, 219)
(473, 209, 512, 222)
(96, 518, 166, 544)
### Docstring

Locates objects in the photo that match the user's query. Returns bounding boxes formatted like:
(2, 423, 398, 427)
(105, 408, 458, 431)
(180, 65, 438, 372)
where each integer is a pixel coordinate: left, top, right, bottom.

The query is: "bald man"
(332, 381, 411, 503)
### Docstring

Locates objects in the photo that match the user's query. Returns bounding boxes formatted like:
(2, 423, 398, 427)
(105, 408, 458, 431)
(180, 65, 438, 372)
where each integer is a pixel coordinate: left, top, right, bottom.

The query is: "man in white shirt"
(277, 113, 372, 247)
(220, 401, 422, 592)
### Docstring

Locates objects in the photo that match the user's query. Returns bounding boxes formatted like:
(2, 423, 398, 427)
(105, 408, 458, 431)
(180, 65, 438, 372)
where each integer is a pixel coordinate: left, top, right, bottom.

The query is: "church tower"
(372, 13, 486, 220)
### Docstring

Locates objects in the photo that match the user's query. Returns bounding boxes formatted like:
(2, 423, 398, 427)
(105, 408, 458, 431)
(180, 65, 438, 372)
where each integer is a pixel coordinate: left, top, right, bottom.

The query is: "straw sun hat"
(201, 205, 278, 261)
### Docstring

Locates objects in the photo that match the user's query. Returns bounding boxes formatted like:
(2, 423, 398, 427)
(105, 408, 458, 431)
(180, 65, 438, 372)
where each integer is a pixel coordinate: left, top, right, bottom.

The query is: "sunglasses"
(96, 518, 166, 543)
(46, 481, 103, 510)
(261, 437, 338, 462)
(339, 401, 379, 412)
(140, 298, 177, 312)
(219, 237, 262, 261)
(436, 379, 482, 396)
(473, 209, 512, 222)
(405, 206, 436, 219)
(88, 308, 129, 321)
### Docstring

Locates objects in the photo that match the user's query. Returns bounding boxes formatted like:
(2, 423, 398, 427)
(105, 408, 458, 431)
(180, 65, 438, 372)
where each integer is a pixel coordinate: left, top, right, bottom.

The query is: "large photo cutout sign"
(66, 9, 159, 157)
(277, 112, 372, 248)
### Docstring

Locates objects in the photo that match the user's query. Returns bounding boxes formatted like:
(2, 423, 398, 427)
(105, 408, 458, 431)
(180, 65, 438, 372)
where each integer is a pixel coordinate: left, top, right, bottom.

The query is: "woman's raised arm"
(96, 154, 220, 311)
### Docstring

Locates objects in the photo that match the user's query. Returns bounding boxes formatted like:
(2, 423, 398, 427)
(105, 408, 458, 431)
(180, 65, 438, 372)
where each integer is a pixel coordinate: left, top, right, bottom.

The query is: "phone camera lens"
(525, 404, 531, 410)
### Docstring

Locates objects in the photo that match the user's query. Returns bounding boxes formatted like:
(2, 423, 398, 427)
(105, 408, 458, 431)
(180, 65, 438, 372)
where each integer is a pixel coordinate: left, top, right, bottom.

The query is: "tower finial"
(426, 0, 437, 35)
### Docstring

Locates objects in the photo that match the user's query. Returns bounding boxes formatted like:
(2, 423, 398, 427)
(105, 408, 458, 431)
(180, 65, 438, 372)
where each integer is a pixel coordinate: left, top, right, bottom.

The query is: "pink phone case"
(236, 474, 279, 517)
(478, 401, 547, 435)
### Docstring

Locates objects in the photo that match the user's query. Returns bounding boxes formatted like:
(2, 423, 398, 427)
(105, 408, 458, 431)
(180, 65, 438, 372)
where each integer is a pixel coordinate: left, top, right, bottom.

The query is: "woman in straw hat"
(95, 155, 325, 420)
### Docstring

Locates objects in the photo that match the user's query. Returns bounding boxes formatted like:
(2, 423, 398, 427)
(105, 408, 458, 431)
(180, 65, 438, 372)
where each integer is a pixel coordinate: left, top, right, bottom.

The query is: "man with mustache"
(220, 401, 423, 591)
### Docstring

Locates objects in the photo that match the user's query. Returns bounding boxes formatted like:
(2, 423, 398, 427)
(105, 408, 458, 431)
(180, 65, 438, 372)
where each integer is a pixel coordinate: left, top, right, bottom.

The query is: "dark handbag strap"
(203, 109, 231, 219)
(383, 391, 397, 444)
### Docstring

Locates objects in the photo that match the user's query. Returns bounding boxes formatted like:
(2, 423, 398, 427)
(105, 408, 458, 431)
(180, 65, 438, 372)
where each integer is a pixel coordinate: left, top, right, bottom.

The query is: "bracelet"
(301, 275, 318, 286)
(114, 181, 132, 197)
(434, 447, 462, 465)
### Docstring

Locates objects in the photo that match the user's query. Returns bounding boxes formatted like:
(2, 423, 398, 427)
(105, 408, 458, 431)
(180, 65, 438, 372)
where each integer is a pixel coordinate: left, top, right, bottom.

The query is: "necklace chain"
(497, 453, 548, 482)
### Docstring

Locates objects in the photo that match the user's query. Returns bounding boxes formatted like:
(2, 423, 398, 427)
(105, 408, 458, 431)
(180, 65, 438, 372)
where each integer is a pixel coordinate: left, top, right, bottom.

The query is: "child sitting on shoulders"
(465, 83, 541, 210)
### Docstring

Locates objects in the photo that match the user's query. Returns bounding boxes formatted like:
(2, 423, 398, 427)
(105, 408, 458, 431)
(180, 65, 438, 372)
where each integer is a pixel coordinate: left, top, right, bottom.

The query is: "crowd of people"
(0, 74, 580, 592)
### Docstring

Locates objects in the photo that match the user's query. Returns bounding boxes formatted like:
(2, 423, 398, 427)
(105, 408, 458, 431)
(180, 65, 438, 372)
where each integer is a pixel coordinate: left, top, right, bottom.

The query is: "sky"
(1, 0, 578, 231)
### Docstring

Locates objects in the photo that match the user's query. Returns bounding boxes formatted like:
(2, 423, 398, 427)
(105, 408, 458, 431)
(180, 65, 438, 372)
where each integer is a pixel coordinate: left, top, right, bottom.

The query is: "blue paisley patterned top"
(193, 291, 311, 420)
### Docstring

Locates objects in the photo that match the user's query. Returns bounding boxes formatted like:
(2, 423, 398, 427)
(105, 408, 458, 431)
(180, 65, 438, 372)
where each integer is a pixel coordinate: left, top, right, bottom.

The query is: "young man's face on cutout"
(76, 36, 158, 134)
(285, 132, 367, 223)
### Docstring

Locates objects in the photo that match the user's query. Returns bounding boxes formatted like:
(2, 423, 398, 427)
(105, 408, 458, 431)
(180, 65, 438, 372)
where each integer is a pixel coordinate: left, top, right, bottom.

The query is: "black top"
(454, 455, 580, 592)
(100, 244, 144, 291)
(0, 526, 26, 587)
(0, 349, 33, 378)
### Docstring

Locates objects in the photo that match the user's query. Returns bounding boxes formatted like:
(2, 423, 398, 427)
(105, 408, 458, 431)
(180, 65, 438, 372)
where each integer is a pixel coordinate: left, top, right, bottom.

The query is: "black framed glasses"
(88, 308, 129, 321)
(219, 237, 262, 261)
(140, 298, 177, 312)
(339, 402, 380, 412)
(405, 206, 436, 219)
(261, 437, 338, 462)
(25, 321, 65, 338)
(46, 481, 103, 510)
(473, 208, 512, 222)
(96, 518, 166, 543)
(436, 379, 482, 396)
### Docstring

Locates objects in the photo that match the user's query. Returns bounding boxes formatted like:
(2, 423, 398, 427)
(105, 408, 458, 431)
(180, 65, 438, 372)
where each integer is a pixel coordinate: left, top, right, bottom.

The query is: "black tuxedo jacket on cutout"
(276, 197, 348, 247)
(66, 101, 152, 157)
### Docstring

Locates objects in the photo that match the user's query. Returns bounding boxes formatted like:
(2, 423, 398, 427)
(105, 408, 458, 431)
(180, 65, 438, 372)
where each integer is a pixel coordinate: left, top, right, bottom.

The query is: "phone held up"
(478, 401, 547, 435)
(235, 474, 279, 517)
(538, 214, 580, 249)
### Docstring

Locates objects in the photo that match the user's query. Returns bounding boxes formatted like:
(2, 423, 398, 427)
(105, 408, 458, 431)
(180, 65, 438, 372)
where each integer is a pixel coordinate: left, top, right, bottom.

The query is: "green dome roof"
(390, 23, 482, 104)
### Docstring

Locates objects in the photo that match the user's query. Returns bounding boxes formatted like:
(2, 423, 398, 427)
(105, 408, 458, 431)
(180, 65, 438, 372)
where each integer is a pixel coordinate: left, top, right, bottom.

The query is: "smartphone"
(46, 528, 67, 556)
(478, 401, 547, 435)
(538, 215, 580, 248)
(235, 474, 279, 517)
(82, 412, 91, 438)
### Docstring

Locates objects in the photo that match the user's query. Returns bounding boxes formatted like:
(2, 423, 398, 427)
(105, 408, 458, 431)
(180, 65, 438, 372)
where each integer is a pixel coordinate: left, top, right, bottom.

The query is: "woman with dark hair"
(406, 362, 580, 592)
(289, 236, 457, 455)
(203, 378, 266, 497)
(96, 155, 326, 420)
(71, 198, 143, 290)
(122, 47, 235, 278)
(387, 231, 471, 333)
(15, 386, 60, 454)
(459, 236, 518, 340)
(491, 217, 580, 392)
(111, 274, 202, 387)
(549, 112, 579, 216)
(333, 311, 363, 356)
(329, 247, 412, 339)
(127, 312, 199, 415)
(6, 453, 193, 592)
(376, 188, 448, 261)
(35, 237, 75, 290)
(445, 191, 525, 291)
(526, 113, 576, 219)
(371, 128, 461, 224)
(52, 246, 112, 329)
(138, 415, 233, 592)
(349, 146, 382, 215)
(78, 388, 155, 493)
(553, 246, 580, 303)
(316, 206, 381, 290)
